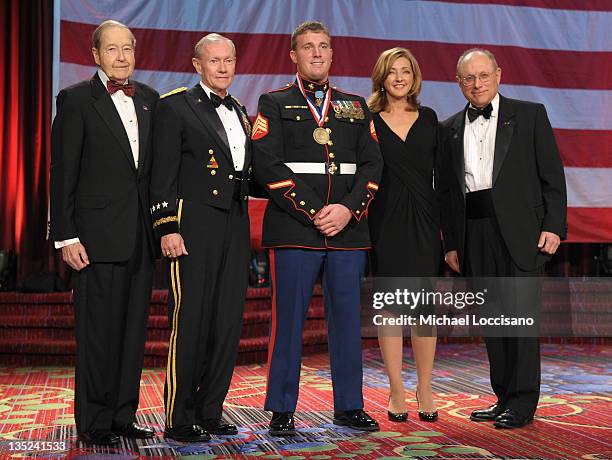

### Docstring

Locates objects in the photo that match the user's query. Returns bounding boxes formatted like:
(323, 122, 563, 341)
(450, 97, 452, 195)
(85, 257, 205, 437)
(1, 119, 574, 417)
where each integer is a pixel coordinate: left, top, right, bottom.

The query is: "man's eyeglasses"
(457, 71, 495, 87)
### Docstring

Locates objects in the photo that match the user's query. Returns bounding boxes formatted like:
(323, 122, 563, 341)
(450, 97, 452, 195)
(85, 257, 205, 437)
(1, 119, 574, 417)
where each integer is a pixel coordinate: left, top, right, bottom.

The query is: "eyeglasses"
(458, 71, 495, 87)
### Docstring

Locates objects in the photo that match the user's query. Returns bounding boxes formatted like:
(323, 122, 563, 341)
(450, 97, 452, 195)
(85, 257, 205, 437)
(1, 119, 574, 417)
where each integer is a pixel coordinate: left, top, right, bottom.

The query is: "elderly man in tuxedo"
(439, 48, 567, 429)
(50, 20, 158, 445)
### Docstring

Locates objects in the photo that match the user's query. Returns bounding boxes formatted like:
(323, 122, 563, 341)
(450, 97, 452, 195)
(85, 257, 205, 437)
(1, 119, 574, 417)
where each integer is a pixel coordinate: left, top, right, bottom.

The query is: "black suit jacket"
(50, 73, 159, 262)
(149, 84, 253, 239)
(439, 94, 567, 272)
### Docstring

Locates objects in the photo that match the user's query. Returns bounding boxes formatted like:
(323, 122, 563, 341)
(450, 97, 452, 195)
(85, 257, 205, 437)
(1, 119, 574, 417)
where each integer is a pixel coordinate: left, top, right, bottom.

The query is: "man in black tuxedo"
(439, 48, 567, 428)
(50, 20, 158, 445)
(150, 33, 253, 442)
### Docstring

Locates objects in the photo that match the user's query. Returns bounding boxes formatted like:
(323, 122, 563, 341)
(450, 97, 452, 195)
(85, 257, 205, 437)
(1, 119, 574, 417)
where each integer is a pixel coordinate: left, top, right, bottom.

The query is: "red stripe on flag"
(555, 129, 612, 168)
(438, 0, 612, 11)
(60, 20, 612, 90)
(567, 208, 612, 243)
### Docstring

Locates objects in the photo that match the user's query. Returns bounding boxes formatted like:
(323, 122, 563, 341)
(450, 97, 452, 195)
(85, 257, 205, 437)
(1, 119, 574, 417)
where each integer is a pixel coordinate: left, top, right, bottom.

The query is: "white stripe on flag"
(565, 167, 612, 208)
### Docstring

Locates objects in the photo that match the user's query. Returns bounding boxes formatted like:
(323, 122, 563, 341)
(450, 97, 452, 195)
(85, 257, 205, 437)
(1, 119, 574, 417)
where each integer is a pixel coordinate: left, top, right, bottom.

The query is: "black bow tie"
(467, 103, 493, 122)
(209, 92, 233, 110)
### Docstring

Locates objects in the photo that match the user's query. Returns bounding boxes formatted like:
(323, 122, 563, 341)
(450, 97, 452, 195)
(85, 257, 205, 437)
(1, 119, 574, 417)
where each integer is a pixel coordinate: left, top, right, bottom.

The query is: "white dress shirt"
(463, 93, 500, 193)
(200, 82, 245, 172)
(55, 69, 140, 249)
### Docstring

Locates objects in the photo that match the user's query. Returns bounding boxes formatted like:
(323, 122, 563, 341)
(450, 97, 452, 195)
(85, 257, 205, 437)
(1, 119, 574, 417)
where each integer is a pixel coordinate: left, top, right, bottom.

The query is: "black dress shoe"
(200, 418, 238, 435)
(493, 409, 534, 429)
(164, 424, 210, 442)
(113, 422, 155, 439)
(269, 412, 296, 436)
(78, 429, 120, 446)
(470, 403, 505, 421)
(333, 409, 379, 432)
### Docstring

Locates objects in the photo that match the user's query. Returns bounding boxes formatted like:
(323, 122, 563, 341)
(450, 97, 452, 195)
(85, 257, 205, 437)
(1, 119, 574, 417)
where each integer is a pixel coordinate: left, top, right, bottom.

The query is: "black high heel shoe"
(416, 390, 438, 422)
(387, 395, 408, 422)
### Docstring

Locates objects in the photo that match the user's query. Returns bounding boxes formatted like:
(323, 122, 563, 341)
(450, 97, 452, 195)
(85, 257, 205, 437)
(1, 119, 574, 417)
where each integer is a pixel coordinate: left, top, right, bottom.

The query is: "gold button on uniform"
(329, 153, 335, 159)
(350, 118, 354, 123)
(228, 174, 234, 179)
(356, 210, 360, 214)
(310, 209, 316, 214)
(296, 115, 301, 121)
(208, 149, 214, 154)
(299, 200, 305, 206)
(290, 192, 296, 197)
(361, 202, 365, 206)
(212, 189, 218, 196)
(210, 170, 216, 175)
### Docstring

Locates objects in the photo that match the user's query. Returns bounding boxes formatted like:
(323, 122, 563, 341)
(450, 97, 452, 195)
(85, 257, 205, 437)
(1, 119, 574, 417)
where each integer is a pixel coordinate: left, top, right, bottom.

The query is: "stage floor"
(0, 343, 610, 459)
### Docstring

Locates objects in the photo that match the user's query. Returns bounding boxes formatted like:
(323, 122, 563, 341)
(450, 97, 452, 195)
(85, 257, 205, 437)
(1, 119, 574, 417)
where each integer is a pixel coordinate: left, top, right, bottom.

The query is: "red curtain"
(0, 0, 54, 281)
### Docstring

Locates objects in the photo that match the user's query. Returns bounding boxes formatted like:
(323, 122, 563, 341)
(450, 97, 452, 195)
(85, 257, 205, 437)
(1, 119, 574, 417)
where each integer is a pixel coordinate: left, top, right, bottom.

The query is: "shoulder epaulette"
(161, 87, 188, 99)
(270, 83, 294, 93)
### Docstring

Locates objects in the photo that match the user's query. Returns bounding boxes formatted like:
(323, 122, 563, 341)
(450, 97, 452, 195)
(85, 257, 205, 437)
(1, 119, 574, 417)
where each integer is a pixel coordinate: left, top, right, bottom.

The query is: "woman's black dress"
(369, 107, 442, 278)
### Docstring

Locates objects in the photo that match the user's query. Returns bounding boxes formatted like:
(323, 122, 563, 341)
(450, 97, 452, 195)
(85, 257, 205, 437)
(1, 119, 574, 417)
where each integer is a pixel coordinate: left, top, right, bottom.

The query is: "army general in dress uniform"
(252, 21, 383, 435)
(150, 33, 253, 442)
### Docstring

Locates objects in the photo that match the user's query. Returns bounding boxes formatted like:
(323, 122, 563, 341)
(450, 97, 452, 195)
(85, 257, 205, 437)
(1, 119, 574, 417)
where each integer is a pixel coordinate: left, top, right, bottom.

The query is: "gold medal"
(313, 127, 330, 145)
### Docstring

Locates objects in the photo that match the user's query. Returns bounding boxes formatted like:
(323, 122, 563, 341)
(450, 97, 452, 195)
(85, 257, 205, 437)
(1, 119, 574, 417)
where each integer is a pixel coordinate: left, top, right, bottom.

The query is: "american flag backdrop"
(53, 0, 612, 242)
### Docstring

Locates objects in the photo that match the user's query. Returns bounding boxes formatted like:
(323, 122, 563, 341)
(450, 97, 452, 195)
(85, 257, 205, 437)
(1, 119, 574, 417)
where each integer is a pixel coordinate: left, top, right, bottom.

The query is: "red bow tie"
(107, 80, 135, 97)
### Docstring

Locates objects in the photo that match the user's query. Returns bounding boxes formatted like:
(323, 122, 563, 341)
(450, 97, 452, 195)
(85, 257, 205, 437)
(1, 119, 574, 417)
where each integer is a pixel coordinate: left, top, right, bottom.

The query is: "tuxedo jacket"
(439, 94, 567, 272)
(149, 84, 253, 239)
(50, 73, 159, 262)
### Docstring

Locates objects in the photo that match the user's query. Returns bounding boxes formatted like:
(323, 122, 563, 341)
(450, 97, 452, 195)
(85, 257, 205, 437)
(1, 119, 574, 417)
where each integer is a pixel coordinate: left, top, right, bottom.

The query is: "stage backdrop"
(53, 0, 612, 242)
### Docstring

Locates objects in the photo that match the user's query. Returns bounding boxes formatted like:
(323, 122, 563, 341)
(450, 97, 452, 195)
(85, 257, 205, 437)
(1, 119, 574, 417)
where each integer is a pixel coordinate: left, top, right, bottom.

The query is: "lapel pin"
(143, 105, 149, 111)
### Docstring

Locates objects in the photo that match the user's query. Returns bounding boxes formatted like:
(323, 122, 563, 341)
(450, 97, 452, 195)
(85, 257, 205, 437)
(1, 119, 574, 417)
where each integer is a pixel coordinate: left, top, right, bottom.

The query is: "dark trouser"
(73, 213, 153, 434)
(264, 248, 366, 413)
(464, 190, 541, 418)
(164, 198, 250, 429)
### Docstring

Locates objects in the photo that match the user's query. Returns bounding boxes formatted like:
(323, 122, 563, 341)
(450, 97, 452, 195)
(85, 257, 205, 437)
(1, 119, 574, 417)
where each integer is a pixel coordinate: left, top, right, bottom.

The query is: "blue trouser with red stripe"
(264, 248, 366, 412)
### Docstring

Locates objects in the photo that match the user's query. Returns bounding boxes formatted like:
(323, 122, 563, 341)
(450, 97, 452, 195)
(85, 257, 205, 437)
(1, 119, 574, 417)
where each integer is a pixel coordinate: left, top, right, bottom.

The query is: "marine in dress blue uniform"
(252, 22, 383, 435)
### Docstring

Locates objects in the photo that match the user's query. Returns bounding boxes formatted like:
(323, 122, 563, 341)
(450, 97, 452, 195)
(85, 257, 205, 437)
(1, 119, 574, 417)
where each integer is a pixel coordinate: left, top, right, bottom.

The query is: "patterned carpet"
(0, 343, 610, 459)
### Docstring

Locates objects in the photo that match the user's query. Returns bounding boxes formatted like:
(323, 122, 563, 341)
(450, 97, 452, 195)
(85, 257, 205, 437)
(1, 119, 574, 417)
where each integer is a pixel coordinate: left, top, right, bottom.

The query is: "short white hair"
(194, 33, 235, 58)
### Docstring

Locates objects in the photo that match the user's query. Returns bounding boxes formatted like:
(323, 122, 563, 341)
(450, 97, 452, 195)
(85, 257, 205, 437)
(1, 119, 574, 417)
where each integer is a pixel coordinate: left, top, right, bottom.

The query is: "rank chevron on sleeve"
(251, 113, 269, 140)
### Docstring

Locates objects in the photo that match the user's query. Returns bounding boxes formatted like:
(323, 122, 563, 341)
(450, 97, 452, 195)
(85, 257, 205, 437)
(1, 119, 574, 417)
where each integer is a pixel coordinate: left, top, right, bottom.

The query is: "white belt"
(285, 162, 357, 175)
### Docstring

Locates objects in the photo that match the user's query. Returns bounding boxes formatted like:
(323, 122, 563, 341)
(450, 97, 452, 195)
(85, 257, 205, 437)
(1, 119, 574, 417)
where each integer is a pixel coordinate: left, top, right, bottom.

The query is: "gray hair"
(194, 33, 236, 58)
(456, 48, 498, 76)
(92, 20, 135, 50)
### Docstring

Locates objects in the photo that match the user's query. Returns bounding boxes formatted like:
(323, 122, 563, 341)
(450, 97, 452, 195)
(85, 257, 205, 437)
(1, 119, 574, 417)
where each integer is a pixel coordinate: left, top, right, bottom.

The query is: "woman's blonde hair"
(367, 47, 422, 113)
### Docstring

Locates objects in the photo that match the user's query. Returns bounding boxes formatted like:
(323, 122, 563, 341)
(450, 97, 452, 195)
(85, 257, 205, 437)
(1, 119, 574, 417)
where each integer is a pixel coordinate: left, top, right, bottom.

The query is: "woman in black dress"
(367, 48, 441, 422)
